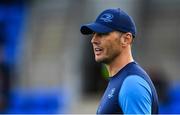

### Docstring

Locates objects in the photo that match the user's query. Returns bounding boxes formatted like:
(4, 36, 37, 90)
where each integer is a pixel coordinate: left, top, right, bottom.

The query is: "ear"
(121, 32, 133, 47)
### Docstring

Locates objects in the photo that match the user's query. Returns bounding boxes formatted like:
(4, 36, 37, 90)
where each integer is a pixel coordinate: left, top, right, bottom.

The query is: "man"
(80, 8, 158, 114)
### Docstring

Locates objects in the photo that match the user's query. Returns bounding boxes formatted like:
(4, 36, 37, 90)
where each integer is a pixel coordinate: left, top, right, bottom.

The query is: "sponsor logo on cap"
(100, 13, 113, 22)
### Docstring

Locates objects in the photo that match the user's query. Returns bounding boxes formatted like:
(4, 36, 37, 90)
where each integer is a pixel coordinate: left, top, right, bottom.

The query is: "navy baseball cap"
(80, 8, 137, 37)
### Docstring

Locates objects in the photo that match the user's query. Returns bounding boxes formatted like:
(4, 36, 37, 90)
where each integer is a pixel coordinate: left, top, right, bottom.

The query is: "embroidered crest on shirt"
(108, 88, 116, 98)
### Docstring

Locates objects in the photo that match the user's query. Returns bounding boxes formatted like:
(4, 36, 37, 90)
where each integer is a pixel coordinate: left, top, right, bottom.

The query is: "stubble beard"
(95, 51, 120, 65)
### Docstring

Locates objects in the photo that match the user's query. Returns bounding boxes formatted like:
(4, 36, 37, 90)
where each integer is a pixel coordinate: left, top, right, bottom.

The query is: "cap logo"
(99, 13, 113, 22)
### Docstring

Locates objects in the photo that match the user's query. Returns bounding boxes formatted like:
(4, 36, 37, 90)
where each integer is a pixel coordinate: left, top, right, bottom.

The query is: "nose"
(91, 33, 100, 45)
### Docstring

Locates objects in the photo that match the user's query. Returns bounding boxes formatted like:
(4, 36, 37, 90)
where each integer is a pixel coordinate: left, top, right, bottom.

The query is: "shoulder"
(118, 75, 152, 114)
(121, 75, 152, 96)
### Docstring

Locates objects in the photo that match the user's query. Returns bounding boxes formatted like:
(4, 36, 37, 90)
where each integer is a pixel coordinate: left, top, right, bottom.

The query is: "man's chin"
(95, 57, 111, 64)
(95, 57, 107, 63)
(95, 58, 104, 63)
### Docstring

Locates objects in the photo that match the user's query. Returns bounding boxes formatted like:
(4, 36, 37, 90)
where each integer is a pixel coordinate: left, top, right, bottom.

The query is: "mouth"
(94, 47, 103, 55)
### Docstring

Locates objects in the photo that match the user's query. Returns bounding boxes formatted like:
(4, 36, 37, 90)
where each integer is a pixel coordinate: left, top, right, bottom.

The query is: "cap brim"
(80, 22, 114, 35)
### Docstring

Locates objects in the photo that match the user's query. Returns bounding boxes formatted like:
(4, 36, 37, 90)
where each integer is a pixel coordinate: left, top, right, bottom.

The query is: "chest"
(97, 81, 122, 114)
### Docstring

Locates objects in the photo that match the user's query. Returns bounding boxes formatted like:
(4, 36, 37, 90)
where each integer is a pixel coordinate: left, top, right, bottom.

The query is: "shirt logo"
(108, 88, 116, 98)
(100, 13, 114, 22)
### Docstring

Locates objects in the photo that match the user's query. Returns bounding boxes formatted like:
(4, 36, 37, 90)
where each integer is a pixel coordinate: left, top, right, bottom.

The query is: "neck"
(106, 48, 134, 77)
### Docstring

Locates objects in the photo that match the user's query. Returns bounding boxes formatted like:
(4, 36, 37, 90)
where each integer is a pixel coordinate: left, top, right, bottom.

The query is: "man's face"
(91, 31, 123, 64)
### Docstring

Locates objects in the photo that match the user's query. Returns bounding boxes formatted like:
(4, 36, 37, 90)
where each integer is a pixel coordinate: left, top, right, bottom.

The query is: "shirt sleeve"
(118, 75, 152, 114)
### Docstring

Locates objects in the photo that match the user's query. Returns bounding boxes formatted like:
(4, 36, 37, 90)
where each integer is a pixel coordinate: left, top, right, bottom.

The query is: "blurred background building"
(0, 0, 180, 114)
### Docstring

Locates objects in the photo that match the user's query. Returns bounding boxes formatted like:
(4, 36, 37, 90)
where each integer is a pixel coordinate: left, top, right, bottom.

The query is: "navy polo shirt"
(97, 62, 158, 114)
